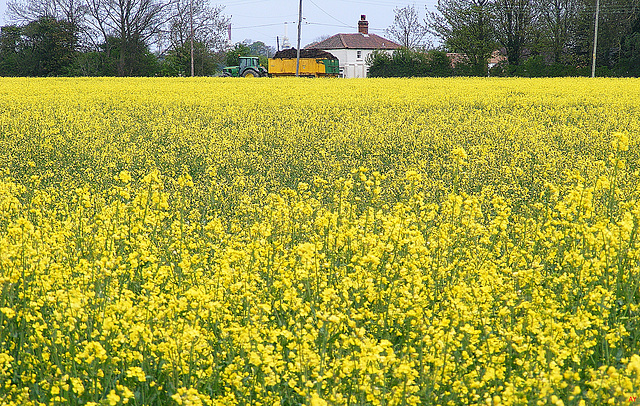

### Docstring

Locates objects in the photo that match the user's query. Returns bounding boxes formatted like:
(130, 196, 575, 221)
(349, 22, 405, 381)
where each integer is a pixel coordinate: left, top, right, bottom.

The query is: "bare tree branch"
(387, 5, 430, 49)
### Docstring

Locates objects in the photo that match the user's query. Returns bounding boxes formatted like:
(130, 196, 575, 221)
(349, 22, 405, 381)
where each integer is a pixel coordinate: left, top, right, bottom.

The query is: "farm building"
(446, 50, 508, 71)
(306, 15, 401, 78)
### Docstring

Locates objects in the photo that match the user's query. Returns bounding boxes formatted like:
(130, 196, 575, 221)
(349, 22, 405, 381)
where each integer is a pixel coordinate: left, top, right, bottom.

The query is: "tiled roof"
(306, 33, 401, 50)
(489, 50, 507, 65)
(446, 50, 507, 66)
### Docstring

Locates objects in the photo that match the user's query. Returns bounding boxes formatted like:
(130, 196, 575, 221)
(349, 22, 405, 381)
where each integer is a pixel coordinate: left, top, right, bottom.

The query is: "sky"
(0, 0, 439, 51)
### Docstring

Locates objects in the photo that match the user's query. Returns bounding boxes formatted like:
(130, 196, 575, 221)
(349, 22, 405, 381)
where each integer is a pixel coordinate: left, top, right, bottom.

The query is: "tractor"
(222, 56, 268, 77)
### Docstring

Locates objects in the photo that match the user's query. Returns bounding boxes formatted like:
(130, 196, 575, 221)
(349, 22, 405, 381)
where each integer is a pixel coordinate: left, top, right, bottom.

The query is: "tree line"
(0, 0, 275, 76)
(377, 0, 640, 77)
(2, 0, 639, 77)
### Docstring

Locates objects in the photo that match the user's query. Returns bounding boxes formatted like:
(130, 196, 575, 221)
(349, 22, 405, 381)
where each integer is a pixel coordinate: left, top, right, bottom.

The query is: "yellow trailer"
(268, 54, 339, 77)
(268, 58, 339, 77)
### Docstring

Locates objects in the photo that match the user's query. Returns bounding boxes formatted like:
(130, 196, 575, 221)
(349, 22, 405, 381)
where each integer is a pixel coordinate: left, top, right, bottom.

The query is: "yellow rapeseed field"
(0, 77, 639, 406)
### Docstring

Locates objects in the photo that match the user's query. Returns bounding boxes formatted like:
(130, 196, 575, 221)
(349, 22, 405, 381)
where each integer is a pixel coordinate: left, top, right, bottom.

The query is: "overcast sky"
(0, 0, 439, 50)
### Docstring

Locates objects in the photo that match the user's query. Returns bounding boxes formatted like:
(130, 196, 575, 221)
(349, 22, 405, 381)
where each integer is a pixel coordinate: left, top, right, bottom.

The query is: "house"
(306, 15, 401, 78)
(488, 50, 508, 70)
(446, 50, 508, 72)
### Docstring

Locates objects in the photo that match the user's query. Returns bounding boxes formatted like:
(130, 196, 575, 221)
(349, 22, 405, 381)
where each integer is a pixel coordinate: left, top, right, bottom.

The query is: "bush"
(366, 49, 394, 77)
(427, 50, 454, 77)
(367, 48, 453, 78)
(490, 55, 620, 78)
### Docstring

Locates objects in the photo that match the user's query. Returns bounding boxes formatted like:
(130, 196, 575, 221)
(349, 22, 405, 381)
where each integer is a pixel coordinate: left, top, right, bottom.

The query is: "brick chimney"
(358, 15, 369, 35)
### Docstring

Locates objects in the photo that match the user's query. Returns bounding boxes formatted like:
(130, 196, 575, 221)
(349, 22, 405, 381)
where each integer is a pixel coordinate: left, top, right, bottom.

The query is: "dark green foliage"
(613, 21, 640, 77)
(247, 40, 274, 58)
(0, 17, 77, 76)
(491, 56, 574, 77)
(451, 58, 489, 76)
(70, 51, 107, 77)
(100, 36, 160, 77)
(161, 41, 222, 76)
(0, 21, 160, 77)
(224, 42, 251, 67)
(488, 55, 620, 77)
(366, 50, 393, 77)
(428, 50, 456, 76)
(367, 48, 453, 77)
(426, 0, 640, 77)
(21, 17, 77, 76)
(0, 25, 22, 76)
(247, 41, 273, 68)
(428, 0, 496, 76)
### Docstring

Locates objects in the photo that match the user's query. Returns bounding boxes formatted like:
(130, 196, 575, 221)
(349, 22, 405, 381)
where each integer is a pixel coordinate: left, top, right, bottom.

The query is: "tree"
(164, 40, 219, 75)
(589, 0, 640, 70)
(165, 0, 228, 75)
(617, 22, 640, 75)
(386, 5, 430, 49)
(493, 0, 537, 66)
(164, 0, 228, 75)
(247, 40, 274, 58)
(224, 42, 250, 66)
(85, 0, 172, 75)
(97, 35, 159, 76)
(7, 0, 86, 28)
(305, 35, 330, 48)
(0, 25, 23, 75)
(0, 17, 77, 76)
(6, 0, 97, 51)
(428, 0, 496, 75)
(427, 50, 456, 76)
(21, 16, 78, 75)
(535, 0, 580, 63)
(613, 5, 640, 75)
(243, 40, 274, 66)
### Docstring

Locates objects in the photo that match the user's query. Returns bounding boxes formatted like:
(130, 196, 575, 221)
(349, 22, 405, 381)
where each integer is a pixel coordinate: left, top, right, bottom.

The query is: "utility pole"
(190, 0, 194, 77)
(295, 0, 302, 76)
(591, 0, 600, 78)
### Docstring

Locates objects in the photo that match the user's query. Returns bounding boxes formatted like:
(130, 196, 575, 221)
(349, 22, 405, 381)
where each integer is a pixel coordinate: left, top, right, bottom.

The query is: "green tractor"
(222, 56, 268, 77)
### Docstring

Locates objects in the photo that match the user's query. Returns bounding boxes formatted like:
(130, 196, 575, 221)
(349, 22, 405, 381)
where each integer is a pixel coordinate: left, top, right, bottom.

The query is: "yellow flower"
(2, 77, 640, 406)
(0, 307, 16, 319)
(310, 394, 327, 406)
(107, 390, 120, 406)
(118, 170, 132, 183)
(612, 132, 629, 151)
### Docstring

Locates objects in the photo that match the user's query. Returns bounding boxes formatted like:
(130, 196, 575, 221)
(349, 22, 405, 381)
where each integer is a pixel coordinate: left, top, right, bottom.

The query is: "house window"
(357, 50, 362, 59)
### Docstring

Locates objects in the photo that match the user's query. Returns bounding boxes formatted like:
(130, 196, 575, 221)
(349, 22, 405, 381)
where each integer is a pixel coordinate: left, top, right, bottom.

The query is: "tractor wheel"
(221, 72, 232, 77)
(242, 69, 259, 78)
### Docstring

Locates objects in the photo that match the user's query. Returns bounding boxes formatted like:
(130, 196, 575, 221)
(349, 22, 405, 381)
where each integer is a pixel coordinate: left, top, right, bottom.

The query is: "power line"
(230, 13, 298, 19)
(336, 0, 418, 6)
(307, 0, 350, 27)
(307, 22, 354, 29)
(306, 22, 385, 32)
(233, 22, 297, 30)
(216, 0, 272, 6)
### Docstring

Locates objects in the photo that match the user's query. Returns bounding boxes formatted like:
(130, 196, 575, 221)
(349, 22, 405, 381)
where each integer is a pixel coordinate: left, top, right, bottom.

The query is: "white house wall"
(340, 49, 372, 78)
(325, 49, 393, 78)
